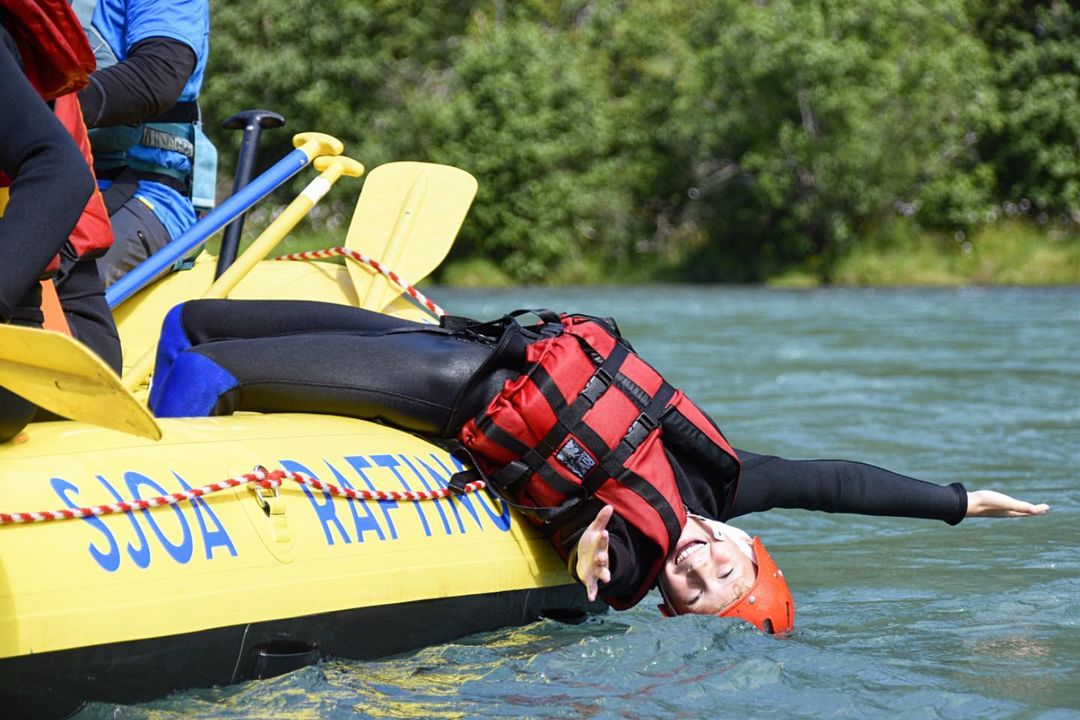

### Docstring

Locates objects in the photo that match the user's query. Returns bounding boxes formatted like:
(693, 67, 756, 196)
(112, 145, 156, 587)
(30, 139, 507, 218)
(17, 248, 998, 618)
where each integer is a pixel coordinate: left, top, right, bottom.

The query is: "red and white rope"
(0, 249, 466, 526)
(0, 467, 486, 525)
(273, 246, 445, 318)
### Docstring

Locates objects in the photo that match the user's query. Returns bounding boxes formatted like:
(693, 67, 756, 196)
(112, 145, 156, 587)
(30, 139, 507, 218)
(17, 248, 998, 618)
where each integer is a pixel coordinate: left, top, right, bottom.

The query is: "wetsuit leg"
(55, 257, 122, 373)
(149, 300, 426, 410)
(150, 328, 495, 437)
(174, 299, 421, 344)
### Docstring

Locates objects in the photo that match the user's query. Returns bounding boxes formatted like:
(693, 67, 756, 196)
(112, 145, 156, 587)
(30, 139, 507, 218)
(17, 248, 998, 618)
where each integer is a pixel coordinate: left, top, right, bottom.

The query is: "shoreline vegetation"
(205, 2, 1078, 289)
(255, 218, 1079, 289)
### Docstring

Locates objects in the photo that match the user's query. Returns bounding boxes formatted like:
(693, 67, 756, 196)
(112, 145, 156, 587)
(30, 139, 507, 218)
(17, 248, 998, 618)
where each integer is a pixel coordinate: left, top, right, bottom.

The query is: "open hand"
(576, 504, 614, 601)
(966, 490, 1050, 518)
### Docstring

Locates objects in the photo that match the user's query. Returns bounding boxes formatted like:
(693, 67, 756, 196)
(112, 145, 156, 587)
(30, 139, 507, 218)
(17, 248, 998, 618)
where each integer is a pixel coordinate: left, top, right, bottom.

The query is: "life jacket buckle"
(624, 412, 657, 449)
(580, 367, 612, 406)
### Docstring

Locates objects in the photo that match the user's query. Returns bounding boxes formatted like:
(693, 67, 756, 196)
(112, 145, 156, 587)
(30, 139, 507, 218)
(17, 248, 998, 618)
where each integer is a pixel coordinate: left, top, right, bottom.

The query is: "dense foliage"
(202, 0, 1079, 283)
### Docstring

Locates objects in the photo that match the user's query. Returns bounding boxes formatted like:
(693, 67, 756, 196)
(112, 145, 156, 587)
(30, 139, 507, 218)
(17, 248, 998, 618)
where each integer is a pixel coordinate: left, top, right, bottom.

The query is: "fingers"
(967, 490, 1051, 518)
(591, 504, 614, 532)
(579, 507, 616, 602)
(1006, 502, 1050, 517)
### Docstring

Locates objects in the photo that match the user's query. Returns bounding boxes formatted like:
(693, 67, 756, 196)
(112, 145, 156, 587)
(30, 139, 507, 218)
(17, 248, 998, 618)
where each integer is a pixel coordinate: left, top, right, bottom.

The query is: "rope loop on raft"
(273, 246, 446, 318)
(0, 467, 487, 525)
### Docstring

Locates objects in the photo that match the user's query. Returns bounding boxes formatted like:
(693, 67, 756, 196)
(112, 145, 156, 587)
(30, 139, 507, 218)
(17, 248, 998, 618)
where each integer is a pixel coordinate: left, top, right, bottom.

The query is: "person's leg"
(97, 196, 171, 287)
(150, 327, 495, 437)
(149, 299, 428, 409)
(175, 299, 421, 345)
(55, 258, 122, 373)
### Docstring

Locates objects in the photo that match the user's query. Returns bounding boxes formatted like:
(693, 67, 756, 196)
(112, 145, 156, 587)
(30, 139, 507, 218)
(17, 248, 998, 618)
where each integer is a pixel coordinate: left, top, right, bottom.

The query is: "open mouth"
(674, 539, 707, 566)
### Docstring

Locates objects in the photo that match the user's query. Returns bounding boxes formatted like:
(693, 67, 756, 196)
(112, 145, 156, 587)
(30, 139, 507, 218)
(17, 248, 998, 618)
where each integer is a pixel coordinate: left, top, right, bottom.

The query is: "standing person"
(141, 300, 1051, 635)
(72, 0, 214, 286)
(0, 0, 115, 440)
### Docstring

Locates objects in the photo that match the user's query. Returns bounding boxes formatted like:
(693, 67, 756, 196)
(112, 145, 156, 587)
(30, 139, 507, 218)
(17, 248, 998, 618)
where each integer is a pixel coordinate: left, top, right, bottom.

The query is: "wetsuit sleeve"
(0, 30, 94, 322)
(77, 37, 196, 128)
(724, 450, 969, 525)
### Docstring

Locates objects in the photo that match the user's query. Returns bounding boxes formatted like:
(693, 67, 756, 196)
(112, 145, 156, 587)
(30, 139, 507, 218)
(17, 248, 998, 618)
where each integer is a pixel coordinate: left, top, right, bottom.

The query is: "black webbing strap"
(588, 381, 677, 492)
(99, 167, 140, 216)
(616, 466, 684, 549)
(448, 448, 581, 523)
(530, 343, 628, 462)
(473, 341, 629, 479)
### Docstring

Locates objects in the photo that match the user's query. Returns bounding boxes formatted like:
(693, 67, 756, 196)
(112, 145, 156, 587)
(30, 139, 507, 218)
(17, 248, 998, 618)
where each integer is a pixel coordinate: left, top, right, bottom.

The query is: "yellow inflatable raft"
(0, 158, 595, 717)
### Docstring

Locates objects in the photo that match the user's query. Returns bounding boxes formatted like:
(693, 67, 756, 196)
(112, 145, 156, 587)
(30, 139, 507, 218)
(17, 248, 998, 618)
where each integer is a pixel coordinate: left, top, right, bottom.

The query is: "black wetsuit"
(0, 25, 94, 324)
(0, 24, 96, 441)
(148, 299, 969, 607)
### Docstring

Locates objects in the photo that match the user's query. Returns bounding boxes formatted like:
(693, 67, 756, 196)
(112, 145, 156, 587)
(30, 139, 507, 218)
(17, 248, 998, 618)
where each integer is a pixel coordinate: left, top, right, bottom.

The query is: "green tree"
(669, 0, 993, 280)
(203, 1, 473, 180)
(400, 17, 622, 281)
(971, 0, 1080, 224)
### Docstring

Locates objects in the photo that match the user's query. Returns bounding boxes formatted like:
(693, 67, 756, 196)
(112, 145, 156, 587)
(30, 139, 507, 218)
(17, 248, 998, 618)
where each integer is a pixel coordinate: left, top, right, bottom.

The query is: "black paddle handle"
(214, 109, 286, 278)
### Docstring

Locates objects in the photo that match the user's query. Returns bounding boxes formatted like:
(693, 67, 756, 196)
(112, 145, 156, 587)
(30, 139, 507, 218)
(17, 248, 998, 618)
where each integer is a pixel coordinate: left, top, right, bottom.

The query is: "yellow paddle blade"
(345, 162, 478, 312)
(0, 324, 162, 440)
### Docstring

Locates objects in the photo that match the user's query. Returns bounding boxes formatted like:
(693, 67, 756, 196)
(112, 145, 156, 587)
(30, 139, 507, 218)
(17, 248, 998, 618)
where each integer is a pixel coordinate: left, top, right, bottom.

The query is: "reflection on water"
(79, 286, 1080, 718)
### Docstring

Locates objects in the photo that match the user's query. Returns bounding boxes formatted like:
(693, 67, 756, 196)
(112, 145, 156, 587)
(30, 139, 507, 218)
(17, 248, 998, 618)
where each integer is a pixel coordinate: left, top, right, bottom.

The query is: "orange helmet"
(658, 537, 796, 635)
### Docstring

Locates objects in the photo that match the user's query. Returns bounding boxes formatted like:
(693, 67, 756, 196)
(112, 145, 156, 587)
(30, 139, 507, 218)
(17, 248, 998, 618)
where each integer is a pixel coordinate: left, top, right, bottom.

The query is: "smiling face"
(659, 516, 758, 616)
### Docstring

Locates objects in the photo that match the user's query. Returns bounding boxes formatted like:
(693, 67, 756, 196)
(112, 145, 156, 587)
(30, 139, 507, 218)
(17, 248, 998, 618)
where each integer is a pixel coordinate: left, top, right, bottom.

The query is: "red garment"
(458, 312, 741, 609)
(0, 0, 111, 271)
(52, 93, 113, 261)
(0, 0, 94, 100)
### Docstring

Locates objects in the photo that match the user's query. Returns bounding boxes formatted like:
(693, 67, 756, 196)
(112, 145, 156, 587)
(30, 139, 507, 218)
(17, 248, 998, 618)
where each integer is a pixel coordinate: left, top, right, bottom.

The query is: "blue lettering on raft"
(49, 450, 510, 570)
(373, 453, 431, 537)
(345, 455, 399, 539)
(283, 458, 351, 546)
(446, 453, 511, 531)
(173, 472, 237, 559)
(126, 471, 194, 564)
(412, 456, 466, 534)
(292, 452, 513, 546)
(398, 454, 452, 535)
(48, 471, 238, 572)
(51, 477, 121, 573)
(98, 474, 152, 569)
(324, 460, 385, 543)
(427, 453, 486, 531)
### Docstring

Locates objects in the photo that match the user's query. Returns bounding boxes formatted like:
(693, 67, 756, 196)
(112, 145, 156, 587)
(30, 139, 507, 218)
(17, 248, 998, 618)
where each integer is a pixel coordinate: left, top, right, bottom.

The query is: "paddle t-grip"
(215, 109, 286, 278)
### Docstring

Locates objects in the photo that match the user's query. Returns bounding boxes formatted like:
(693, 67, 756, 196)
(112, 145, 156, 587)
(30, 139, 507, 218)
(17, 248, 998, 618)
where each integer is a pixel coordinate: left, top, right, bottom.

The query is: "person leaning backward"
(144, 300, 1051, 634)
(72, 0, 215, 286)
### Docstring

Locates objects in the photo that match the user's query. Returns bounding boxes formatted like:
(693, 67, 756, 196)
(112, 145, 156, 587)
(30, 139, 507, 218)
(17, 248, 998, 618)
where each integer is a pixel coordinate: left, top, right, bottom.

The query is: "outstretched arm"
(725, 450, 1047, 525)
(725, 450, 971, 524)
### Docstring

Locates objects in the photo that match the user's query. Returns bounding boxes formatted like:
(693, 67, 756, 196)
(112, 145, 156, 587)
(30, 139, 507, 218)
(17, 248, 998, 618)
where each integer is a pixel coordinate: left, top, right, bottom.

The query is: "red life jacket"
(456, 311, 742, 609)
(0, 2, 111, 269)
(0, 0, 94, 101)
(52, 93, 113, 261)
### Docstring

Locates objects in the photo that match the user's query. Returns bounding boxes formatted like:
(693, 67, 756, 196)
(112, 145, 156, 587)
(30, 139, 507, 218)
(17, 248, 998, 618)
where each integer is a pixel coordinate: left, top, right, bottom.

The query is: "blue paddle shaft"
(106, 147, 311, 308)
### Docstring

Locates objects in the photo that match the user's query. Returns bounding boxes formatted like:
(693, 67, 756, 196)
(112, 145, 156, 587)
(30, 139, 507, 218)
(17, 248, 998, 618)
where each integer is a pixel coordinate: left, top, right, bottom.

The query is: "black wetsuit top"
(590, 449, 968, 605)
(78, 37, 195, 129)
(0, 24, 94, 322)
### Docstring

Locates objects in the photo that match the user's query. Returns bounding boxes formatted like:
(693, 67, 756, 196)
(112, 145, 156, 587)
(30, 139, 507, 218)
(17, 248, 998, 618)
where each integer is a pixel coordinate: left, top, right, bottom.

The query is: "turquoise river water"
(80, 286, 1079, 719)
